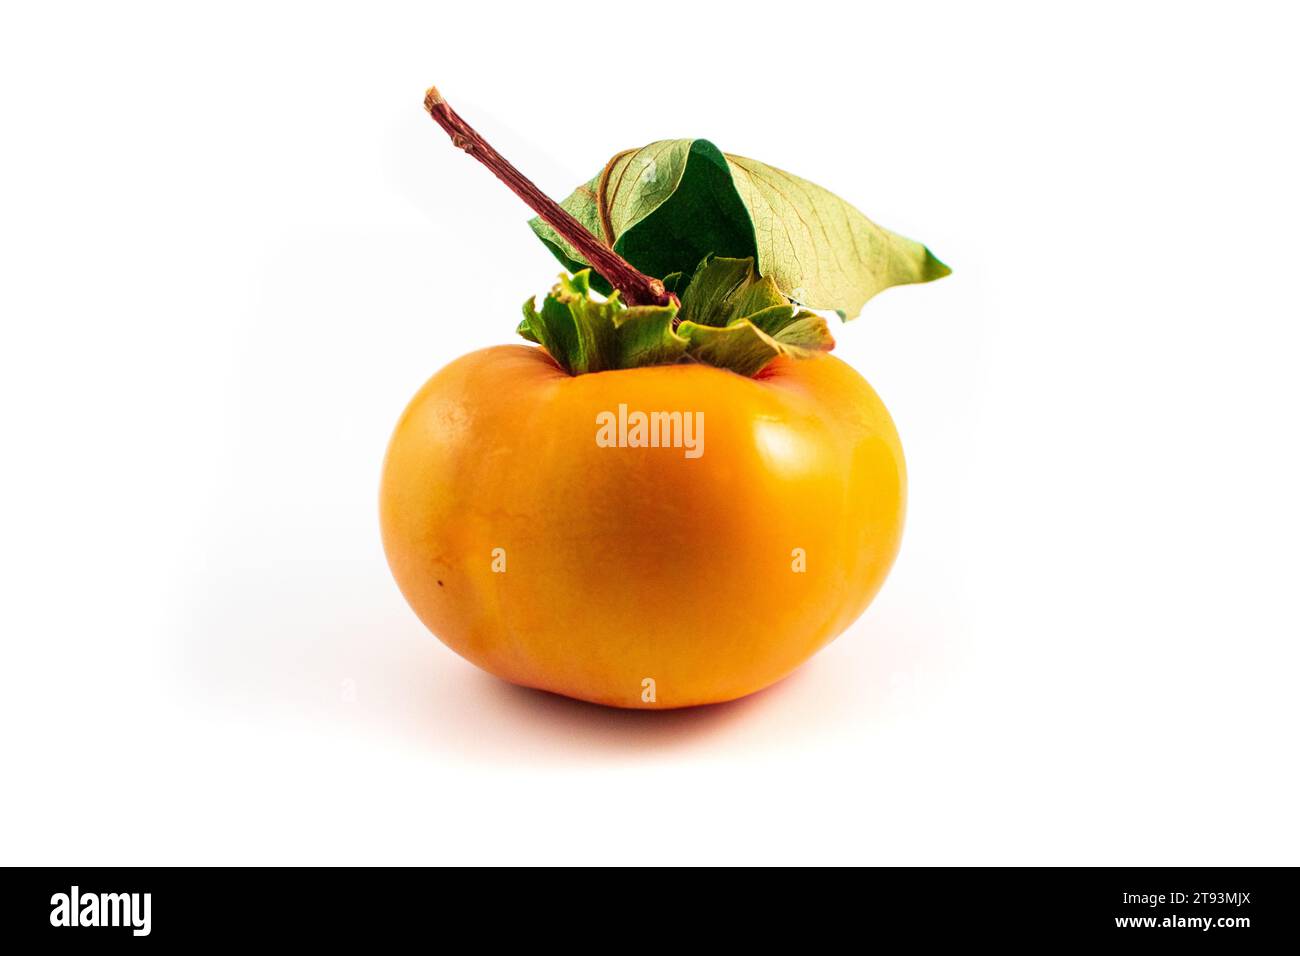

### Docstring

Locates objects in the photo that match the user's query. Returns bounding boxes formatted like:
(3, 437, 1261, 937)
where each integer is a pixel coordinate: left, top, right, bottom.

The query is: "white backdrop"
(2, 1, 1297, 865)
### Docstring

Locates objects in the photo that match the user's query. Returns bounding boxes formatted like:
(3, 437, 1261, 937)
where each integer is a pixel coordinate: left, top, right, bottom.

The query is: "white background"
(3, 1, 1298, 865)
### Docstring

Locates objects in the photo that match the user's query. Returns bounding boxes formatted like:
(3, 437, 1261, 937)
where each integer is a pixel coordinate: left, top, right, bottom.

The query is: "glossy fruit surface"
(380, 344, 905, 708)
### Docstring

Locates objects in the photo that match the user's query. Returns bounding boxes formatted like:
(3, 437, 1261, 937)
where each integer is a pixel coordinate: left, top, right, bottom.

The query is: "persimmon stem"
(423, 86, 673, 309)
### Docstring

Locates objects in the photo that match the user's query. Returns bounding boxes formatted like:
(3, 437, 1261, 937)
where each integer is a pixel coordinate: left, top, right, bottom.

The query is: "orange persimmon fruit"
(380, 87, 945, 709)
(380, 345, 904, 708)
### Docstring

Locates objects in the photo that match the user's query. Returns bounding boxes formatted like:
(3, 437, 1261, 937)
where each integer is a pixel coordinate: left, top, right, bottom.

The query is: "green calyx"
(519, 257, 834, 377)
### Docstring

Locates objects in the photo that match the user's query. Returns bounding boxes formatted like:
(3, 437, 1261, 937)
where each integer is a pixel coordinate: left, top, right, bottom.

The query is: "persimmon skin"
(380, 344, 905, 709)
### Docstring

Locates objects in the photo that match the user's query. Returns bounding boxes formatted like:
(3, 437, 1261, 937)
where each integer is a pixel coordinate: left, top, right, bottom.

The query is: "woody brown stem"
(423, 86, 673, 309)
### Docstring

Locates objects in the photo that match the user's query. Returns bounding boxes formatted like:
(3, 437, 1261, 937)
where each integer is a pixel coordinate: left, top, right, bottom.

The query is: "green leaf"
(532, 141, 757, 297)
(530, 140, 948, 319)
(724, 154, 950, 318)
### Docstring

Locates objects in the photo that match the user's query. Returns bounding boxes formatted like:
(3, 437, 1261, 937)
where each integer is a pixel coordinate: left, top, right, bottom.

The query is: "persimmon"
(379, 87, 947, 708)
